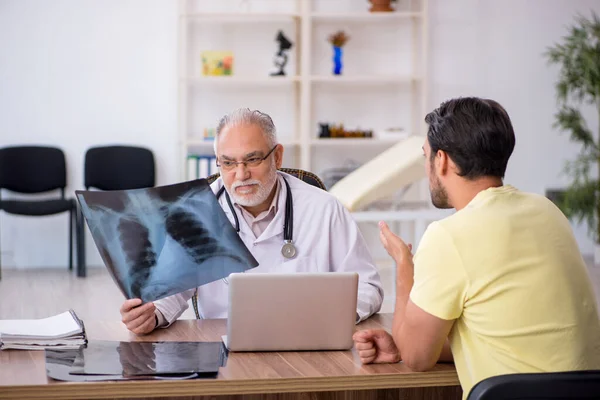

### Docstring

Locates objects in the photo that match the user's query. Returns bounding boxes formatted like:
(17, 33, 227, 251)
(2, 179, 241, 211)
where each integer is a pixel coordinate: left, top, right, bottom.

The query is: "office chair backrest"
(84, 146, 155, 190)
(0, 146, 67, 193)
(205, 168, 326, 190)
(467, 370, 600, 400)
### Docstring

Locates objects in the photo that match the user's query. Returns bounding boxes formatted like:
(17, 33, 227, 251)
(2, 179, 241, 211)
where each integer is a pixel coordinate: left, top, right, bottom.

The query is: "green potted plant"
(545, 11, 600, 263)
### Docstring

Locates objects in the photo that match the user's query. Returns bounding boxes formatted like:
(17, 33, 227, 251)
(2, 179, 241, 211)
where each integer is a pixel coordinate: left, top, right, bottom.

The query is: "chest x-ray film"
(76, 179, 258, 303)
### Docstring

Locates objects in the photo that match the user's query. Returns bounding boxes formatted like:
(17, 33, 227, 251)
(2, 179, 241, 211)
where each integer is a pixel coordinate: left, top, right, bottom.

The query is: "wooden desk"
(0, 313, 461, 400)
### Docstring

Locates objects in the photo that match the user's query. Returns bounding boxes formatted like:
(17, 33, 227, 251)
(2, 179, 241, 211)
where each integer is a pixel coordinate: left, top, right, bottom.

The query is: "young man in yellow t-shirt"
(353, 97, 600, 398)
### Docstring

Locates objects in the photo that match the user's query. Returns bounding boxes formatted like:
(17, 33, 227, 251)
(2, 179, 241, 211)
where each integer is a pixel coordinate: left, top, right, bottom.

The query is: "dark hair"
(425, 97, 515, 179)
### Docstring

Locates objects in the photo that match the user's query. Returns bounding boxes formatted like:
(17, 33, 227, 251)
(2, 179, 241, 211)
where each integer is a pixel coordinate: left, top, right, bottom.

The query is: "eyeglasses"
(216, 145, 277, 171)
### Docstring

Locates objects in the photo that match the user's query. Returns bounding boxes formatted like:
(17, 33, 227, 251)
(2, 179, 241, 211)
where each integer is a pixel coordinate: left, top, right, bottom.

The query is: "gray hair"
(214, 108, 278, 154)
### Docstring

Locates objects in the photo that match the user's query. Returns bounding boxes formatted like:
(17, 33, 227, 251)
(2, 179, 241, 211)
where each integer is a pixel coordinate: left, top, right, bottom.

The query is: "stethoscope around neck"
(216, 176, 297, 259)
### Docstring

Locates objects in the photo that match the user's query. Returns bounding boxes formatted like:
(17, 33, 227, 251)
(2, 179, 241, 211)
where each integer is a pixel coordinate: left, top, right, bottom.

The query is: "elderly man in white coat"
(120, 108, 384, 334)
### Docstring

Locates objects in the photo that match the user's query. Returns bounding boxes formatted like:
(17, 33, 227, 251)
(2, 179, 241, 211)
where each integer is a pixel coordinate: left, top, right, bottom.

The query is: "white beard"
(229, 169, 278, 207)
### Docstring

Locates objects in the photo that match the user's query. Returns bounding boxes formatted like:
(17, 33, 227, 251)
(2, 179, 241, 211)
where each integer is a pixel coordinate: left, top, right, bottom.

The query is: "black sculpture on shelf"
(317, 122, 373, 139)
(319, 123, 331, 138)
(270, 30, 293, 76)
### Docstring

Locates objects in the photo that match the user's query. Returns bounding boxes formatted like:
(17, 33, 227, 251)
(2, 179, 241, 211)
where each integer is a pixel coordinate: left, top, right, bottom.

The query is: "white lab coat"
(154, 172, 383, 324)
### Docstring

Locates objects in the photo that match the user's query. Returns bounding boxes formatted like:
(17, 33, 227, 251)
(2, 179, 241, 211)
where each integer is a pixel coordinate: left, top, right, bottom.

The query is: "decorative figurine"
(368, 0, 396, 12)
(328, 31, 350, 75)
(270, 30, 293, 76)
(317, 122, 373, 139)
(319, 123, 331, 138)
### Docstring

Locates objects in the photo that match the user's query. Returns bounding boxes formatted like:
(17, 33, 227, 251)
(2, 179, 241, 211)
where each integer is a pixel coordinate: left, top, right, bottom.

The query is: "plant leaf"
(553, 107, 596, 150)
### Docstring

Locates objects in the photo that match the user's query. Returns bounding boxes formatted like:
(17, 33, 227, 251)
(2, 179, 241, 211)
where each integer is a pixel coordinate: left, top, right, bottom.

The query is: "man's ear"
(274, 144, 284, 169)
(435, 150, 448, 177)
(437, 150, 459, 177)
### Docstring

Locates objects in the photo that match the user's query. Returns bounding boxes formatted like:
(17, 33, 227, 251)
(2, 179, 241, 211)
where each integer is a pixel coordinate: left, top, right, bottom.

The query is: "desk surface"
(0, 313, 459, 400)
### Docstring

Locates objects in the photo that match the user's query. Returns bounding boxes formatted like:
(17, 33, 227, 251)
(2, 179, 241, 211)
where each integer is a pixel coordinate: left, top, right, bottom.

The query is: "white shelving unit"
(310, 137, 402, 146)
(178, 0, 429, 194)
(179, 0, 433, 312)
(310, 12, 423, 20)
(183, 13, 301, 20)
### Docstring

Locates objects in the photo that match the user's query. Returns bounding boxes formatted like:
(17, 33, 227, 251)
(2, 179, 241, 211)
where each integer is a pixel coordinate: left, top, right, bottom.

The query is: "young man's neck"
(242, 182, 279, 217)
(451, 177, 504, 211)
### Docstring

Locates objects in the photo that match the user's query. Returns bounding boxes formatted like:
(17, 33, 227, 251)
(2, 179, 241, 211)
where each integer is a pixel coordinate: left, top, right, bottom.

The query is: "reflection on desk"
(0, 313, 462, 400)
(46, 340, 227, 380)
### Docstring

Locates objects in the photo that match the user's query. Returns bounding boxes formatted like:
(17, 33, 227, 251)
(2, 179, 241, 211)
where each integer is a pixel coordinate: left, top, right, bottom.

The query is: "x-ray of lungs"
(76, 179, 258, 302)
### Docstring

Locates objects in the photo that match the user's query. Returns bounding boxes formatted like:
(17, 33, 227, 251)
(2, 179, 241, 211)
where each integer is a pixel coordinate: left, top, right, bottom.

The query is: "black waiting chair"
(78, 145, 156, 276)
(467, 370, 600, 400)
(0, 146, 79, 280)
(84, 146, 155, 191)
(192, 168, 326, 318)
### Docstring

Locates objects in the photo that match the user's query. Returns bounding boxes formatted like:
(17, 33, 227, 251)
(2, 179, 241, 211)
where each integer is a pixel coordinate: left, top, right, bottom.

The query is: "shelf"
(186, 139, 216, 147)
(310, 75, 418, 84)
(178, 2, 429, 177)
(183, 76, 300, 86)
(181, 13, 300, 23)
(310, 12, 423, 22)
(280, 141, 302, 147)
(184, 76, 415, 85)
(186, 139, 300, 147)
(351, 209, 453, 223)
(181, 12, 422, 23)
(310, 138, 406, 146)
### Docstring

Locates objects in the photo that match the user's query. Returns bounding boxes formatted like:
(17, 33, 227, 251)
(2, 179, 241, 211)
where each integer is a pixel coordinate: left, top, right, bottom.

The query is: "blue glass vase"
(333, 46, 343, 75)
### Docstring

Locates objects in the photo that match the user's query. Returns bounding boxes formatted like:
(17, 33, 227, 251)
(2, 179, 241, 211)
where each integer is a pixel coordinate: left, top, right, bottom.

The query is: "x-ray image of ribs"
(118, 218, 156, 300)
(165, 208, 243, 265)
(76, 179, 258, 303)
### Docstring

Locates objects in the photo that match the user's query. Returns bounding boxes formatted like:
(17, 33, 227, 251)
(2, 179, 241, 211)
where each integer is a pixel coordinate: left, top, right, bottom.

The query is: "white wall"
(428, 0, 600, 255)
(0, 0, 178, 267)
(0, 0, 599, 268)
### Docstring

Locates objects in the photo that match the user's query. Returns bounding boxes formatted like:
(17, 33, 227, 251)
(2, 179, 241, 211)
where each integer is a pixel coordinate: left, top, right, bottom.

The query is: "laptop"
(223, 272, 358, 352)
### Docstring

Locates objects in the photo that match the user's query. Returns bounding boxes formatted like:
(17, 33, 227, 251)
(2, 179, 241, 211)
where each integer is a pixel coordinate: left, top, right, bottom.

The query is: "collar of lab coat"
(214, 172, 289, 243)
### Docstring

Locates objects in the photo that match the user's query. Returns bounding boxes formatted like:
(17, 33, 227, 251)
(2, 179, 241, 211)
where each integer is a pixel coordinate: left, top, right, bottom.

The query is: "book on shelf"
(187, 155, 218, 180)
(0, 310, 87, 351)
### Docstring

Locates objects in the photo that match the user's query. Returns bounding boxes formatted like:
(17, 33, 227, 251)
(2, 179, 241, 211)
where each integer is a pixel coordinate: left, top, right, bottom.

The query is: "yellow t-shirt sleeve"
(409, 221, 468, 321)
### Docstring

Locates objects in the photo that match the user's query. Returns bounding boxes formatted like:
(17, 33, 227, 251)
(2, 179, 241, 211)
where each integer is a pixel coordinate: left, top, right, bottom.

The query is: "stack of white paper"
(0, 310, 87, 350)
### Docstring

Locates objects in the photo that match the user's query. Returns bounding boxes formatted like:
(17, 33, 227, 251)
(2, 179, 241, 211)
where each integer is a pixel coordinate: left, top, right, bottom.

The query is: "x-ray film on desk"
(45, 341, 227, 381)
(76, 179, 258, 303)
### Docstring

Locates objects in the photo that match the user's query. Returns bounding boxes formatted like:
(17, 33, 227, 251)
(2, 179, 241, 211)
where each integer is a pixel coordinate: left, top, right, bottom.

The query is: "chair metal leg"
(69, 209, 73, 271)
(0, 213, 2, 281)
(76, 207, 86, 278)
